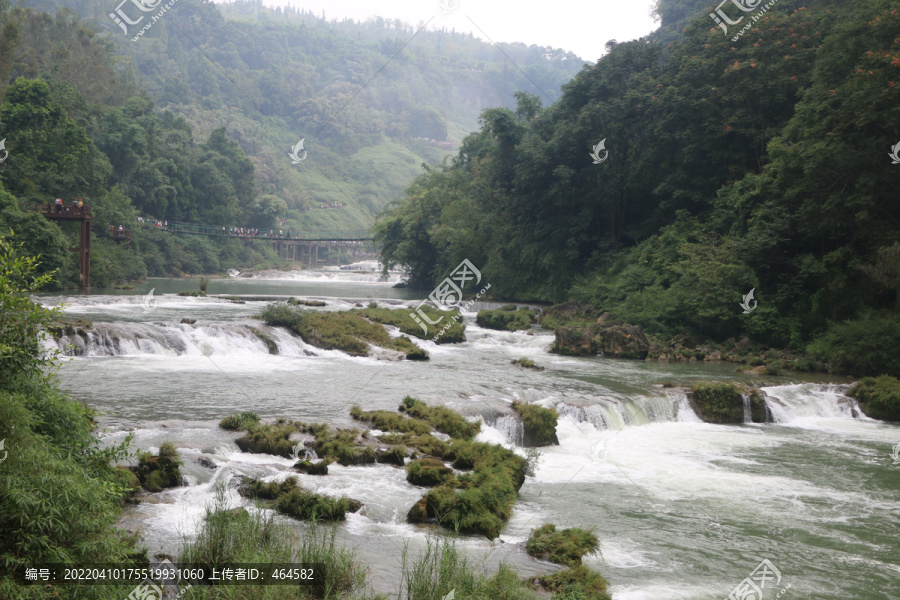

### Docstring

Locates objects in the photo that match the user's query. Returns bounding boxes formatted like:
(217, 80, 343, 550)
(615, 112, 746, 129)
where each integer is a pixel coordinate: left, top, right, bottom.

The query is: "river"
(39, 265, 900, 600)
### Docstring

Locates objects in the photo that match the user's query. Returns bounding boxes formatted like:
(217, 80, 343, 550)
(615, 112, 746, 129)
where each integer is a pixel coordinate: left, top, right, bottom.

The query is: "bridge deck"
(159, 222, 372, 242)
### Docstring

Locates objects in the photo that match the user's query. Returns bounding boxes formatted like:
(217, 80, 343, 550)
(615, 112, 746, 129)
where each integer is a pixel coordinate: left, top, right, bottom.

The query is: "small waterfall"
(670, 391, 702, 423)
(46, 322, 313, 358)
(557, 395, 678, 430)
(742, 394, 752, 424)
(761, 384, 865, 423)
(490, 415, 524, 446)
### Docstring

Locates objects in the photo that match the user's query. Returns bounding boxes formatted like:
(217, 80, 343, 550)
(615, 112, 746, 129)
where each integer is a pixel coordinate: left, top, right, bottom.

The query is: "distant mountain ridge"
(19, 0, 586, 233)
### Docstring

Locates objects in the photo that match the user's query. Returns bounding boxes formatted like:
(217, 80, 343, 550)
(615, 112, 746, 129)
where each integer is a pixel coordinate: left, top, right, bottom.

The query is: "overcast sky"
(232, 0, 661, 62)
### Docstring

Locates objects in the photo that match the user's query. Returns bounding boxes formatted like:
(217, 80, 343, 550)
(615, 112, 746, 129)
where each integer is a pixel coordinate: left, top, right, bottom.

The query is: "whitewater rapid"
(43, 276, 900, 600)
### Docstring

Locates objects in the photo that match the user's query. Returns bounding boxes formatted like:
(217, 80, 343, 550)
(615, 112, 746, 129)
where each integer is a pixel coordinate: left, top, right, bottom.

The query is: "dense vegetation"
(375, 0, 900, 377)
(261, 302, 430, 359)
(848, 376, 900, 422)
(0, 0, 584, 288)
(0, 234, 142, 599)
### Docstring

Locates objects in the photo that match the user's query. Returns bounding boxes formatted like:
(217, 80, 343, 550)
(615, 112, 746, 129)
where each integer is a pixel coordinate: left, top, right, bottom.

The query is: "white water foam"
(761, 383, 868, 425)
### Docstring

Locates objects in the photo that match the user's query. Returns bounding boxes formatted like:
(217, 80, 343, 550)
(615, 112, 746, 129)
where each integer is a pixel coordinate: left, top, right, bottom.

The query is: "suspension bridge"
(36, 203, 375, 288)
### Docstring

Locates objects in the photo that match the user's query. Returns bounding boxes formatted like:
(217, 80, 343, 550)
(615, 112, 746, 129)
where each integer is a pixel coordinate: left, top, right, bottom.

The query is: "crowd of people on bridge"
(132, 216, 367, 245)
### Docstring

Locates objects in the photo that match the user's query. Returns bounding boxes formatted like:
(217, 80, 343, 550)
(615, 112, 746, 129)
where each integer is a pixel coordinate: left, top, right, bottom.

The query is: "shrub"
(133, 442, 183, 492)
(219, 411, 260, 430)
(0, 391, 139, 599)
(848, 376, 900, 421)
(526, 524, 599, 566)
(807, 311, 900, 377)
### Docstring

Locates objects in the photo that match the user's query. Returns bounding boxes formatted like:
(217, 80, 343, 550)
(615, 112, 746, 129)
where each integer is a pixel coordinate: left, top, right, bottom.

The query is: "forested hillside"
(375, 0, 900, 375)
(16, 0, 583, 231)
(0, 0, 583, 286)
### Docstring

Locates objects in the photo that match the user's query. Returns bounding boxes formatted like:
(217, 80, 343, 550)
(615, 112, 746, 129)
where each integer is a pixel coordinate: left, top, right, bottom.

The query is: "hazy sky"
(236, 0, 661, 62)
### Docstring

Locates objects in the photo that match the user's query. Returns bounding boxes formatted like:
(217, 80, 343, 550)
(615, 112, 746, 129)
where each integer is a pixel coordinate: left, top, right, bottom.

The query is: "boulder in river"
(553, 323, 650, 359)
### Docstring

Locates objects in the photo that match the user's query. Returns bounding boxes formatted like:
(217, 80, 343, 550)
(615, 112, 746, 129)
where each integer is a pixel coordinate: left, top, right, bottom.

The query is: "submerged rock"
(293, 459, 329, 475)
(196, 456, 218, 469)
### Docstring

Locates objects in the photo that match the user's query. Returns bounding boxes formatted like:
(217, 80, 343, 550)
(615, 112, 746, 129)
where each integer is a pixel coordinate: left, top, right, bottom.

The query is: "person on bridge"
(55, 198, 62, 213)
(77, 199, 83, 209)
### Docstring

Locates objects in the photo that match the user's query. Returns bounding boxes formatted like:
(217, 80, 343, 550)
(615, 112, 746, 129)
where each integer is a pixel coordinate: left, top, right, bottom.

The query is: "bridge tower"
(37, 202, 92, 288)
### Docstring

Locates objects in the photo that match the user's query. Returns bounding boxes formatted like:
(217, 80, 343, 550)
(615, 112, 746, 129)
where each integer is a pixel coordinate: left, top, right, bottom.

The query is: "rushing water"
(40, 267, 900, 600)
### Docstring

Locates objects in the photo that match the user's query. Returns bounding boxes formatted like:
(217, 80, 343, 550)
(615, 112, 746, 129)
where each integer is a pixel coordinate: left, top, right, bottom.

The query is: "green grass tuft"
(219, 411, 260, 430)
(525, 523, 599, 566)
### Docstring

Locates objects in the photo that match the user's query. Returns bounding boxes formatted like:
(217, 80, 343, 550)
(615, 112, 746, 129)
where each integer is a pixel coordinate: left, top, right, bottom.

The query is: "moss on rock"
(512, 402, 559, 446)
(399, 396, 480, 440)
(238, 476, 361, 521)
(476, 308, 537, 331)
(688, 382, 744, 424)
(525, 524, 598, 566)
(235, 422, 299, 457)
(848, 376, 900, 421)
(537, 565, 611, 600)
(219, 411, 260, 431)
(406, 457, 456, 487)
(293, 459, 330, 475)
